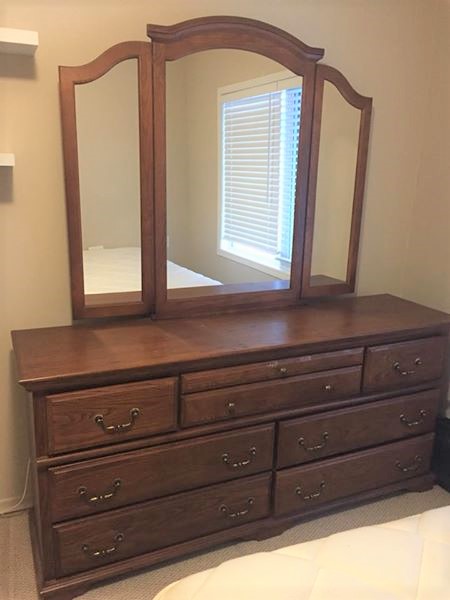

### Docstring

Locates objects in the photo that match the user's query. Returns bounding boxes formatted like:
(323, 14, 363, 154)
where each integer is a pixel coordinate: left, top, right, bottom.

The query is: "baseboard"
(0, 495, 32, 515)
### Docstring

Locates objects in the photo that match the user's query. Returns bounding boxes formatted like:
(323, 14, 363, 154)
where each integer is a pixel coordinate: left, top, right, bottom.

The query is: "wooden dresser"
(12, 295, 450, 599)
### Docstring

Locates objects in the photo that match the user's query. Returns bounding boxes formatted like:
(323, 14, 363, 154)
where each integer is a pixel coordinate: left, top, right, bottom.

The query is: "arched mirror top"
(147, 16, 324, 68)
(59, 40, 151, 84)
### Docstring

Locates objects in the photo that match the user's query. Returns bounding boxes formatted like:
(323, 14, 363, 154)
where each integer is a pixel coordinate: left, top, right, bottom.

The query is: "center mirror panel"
(76, 58, 142, 302)
(165, 50, 302, 298)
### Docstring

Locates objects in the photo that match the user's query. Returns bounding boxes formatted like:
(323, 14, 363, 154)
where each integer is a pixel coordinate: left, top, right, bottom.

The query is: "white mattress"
(82, 247, 222, 294)
(154, 505, 450, 600)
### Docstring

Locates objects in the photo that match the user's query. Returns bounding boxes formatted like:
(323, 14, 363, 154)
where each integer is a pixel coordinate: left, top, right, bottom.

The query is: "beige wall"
(402, 0, 450, 316)
(1, 0, 449, 508)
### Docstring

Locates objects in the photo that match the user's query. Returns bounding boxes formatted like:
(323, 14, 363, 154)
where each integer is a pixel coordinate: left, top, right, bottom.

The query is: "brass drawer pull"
(94, 408, 140, 434)
(81, 533, 124, 559)
(222, 446, 256, 469)
(296, 480, 325, 501)
(324, 384, 333, 392)
(400, 410, 427, 428)
(393, 358, 422, 377)
(220, 497, 254, 519)
(78, 479, 122, 504)
(298, 432, 329, 452)
(279, 367, 288, 375)
(395, 455, 423, 473)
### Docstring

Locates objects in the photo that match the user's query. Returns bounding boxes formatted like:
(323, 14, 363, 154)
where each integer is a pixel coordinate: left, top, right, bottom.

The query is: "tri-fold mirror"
(59, 17, 372, 319)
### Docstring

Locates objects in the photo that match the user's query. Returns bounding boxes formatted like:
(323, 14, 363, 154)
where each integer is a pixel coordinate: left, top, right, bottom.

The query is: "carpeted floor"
(1, 485, 449, 600)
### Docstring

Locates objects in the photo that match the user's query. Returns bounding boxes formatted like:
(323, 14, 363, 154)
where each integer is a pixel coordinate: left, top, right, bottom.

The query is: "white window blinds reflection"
(220, 82, 301, 276)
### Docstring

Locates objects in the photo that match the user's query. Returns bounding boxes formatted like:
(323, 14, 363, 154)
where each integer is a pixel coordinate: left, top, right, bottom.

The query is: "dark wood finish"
(363, 336, 446, 393)
(309, 274, 345, 287)
(167, 280, 290, 300)
(12, 295, 450, 392)
(46, 378, 177, 454)
(277, 389, 440, 468)
(147, 17, 324, 62)
(275, 434, 434, 516)
(54, 473, 271, 576)
(12, 295, 450, 600)
(84, 291, 141, 307)
(181, 347, 363, 393)
(49, 424, 274, 521)
(150, 17, 319, 318)
(301, 64, 372, 298)
(182, 366, 362, 427)
(33, 380, 440, 469)
(59, 41, 154, 319)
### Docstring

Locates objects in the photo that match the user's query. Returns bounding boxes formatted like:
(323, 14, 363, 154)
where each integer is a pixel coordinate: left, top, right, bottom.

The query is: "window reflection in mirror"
(165, 50, 302, 298)
(76, 58, 142, 304)
(310, 80, 360, 287)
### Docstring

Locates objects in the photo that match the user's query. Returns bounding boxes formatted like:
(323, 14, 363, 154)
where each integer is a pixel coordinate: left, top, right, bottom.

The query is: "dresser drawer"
(181, 348, 364, 393)
(363, 337, 446, 393)
(49, 424, 274, 521)
(181, 366, 362, 427)
(277, 389, 440, 468)
(46, 378, 177, 454)
(274, 434, 434, 516)
(54, 473, 271, 576)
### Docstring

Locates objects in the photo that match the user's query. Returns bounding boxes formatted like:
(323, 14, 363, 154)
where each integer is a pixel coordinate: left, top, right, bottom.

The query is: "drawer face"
(274, 434, 434, 517)
(54, 473, 271, 576)
(277, 389, 440, 468)
(49, 424, 274, 521)
(181, 348, 364, 394)
(181, 366, 362, 427)
(46, 378, 177, 454)
(363, 337, 446, 393)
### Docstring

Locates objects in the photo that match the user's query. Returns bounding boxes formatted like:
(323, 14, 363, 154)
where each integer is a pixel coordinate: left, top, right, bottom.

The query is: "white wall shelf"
(0, 154, 15, 167)
(0, 27, 38, 55)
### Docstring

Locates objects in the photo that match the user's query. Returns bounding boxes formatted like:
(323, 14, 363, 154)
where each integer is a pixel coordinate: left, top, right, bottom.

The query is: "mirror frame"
(148, 17, 324, 318)
(59, 41, 154, 319)
(59, 19, 374, 321)
(301, 64, 372, 297)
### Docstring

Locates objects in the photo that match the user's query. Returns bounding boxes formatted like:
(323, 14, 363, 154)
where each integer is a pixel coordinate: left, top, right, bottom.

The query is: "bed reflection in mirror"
(310, 80, 360, 287)
(165, 50, 302, 298)
(76, 58, 142, 303)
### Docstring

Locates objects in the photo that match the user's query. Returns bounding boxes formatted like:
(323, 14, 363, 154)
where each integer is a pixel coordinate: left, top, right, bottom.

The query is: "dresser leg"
(403, 473, 435, 493)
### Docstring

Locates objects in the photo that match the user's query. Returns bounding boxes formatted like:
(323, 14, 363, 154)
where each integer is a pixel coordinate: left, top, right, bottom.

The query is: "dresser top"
(11, 294, 450, 392)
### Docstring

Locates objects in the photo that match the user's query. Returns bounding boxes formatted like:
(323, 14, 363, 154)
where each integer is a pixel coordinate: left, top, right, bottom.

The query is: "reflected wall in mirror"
(60, 41, 153, 319)
(76, 59, 142, 299)
(165, 50, 302, 297)
(310, 79, 359, 285)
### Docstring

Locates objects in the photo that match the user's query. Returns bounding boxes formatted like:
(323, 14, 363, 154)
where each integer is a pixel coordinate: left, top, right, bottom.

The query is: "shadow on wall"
(1, 53, 36, 205)
(0, 53, 36, 79)
(0, 169, 13, 203)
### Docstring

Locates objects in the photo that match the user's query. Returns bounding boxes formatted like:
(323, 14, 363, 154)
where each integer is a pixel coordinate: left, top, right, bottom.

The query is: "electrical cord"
(0, 458, 31, 516)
